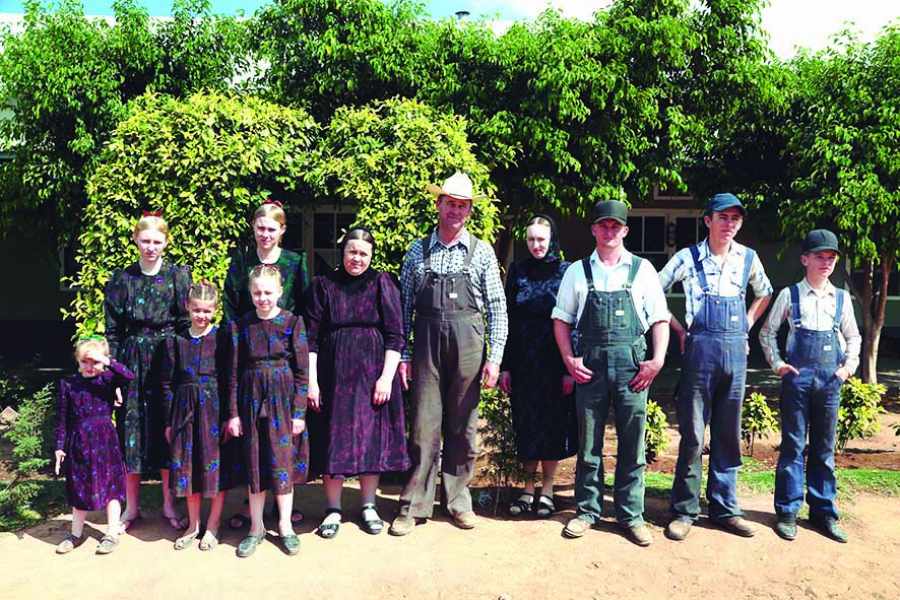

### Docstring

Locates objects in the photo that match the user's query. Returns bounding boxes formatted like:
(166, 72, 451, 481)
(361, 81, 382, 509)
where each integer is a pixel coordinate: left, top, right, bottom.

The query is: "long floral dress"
(55, 360, 134, 510)
(306, 269, 410, 477)
(223, 247, 309, 322)
(228, 310, 310, 494)
(161, 326, 231, 497)
(105, 262, 191, 474)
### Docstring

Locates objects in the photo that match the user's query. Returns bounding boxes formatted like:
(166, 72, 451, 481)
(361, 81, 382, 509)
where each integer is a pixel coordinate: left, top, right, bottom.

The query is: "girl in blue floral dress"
(161, 281, 231, 551)
(227, 265, 309, 557)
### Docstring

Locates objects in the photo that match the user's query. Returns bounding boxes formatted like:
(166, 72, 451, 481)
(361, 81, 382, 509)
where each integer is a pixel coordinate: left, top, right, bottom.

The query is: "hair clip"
(263, 199, 284, 208)
(142, 209, 163, 217)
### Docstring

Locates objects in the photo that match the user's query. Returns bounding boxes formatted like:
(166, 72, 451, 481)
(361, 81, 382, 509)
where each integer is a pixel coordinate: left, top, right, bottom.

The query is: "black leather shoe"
(811, 516, 848, 543)
(774, 515, 797, 541)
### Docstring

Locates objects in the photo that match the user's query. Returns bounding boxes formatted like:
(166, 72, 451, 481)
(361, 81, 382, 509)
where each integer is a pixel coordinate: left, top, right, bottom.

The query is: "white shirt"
(552, 249, 670, 332)
(759, 278, 862, 375)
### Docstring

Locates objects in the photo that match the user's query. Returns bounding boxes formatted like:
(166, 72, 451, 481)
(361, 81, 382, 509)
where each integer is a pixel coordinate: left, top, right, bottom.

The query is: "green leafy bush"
(65, 91, 319, 334)
(741, 392, 778, 457)
(0, 383, 54, 525)
(837, 377, 886, 452)
(308, 97, 500, 274)
(477, 387, 527, 514)
(644, 399, 669, 462)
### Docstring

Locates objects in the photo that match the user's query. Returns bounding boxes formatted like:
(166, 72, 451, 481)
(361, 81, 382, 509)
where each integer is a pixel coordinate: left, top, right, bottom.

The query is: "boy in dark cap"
(658, 193, 773, 540)
(759, 229, 860, 543)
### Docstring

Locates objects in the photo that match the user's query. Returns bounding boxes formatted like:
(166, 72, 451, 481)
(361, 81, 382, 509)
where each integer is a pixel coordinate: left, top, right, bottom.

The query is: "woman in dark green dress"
(223, 200, 309, 528)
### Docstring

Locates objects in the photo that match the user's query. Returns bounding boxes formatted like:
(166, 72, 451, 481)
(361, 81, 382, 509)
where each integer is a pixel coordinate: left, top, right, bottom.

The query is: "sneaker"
(623, 523, 653, 547)
(389, 514, 416, 537)
(563, 516, 591, 539)
(55, 533, 85, 554)
(665, 517, 693, 541)
(810, 516, 848, 543)
(712, 516, 756, 538)
(452, 511, 477, 530)
(95, 534, 120, 555)
(774, 515, 797, 541)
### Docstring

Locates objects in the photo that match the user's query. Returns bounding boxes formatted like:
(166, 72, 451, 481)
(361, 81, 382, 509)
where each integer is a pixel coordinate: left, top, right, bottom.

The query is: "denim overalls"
(775, 285, 845, 519)
(671, 244, 754, 521)
(574, 255, 648, 526)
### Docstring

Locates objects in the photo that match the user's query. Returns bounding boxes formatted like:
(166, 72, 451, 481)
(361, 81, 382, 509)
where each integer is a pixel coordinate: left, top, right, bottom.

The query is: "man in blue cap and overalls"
(759, 229, 860, 543)
(659, 193, 773, 540)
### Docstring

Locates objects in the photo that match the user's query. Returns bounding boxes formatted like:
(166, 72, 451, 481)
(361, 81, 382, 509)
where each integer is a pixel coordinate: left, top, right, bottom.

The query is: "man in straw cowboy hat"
(390, 171, 508, 536)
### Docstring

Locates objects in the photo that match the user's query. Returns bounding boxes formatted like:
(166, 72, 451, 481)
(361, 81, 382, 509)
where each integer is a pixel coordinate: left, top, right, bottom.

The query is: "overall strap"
(422, 237, 433, 273)
(789, 284, 802, 329)
(624, 255, 642, 291)
(689, 244, 709, 293)
(581, 257, 594, 292)
(833, 289, 845, 333)
(740, 248, 755, 296)
(462, 236, 478, 272)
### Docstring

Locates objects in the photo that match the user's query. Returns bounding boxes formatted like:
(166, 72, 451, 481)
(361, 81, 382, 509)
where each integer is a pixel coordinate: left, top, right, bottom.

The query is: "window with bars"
(625, 215, 668, 270)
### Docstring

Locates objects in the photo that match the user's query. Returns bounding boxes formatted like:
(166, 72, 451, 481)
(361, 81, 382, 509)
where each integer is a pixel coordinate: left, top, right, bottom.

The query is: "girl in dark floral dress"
(104, 213, 190, 531)
(223, 200, 309, 529)
(499, 215, 577, 518)
(306, 228, 409, 538)
(54, 337, 134, 555)
(161, 281, 230, 551)
(227, 265, 309, 557)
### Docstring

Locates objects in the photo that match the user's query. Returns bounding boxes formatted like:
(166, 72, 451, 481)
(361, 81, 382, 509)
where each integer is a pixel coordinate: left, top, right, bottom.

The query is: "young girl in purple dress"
(161, 281, 230, 551)
(227, 265, 309, 557)
(54, 337, 135, 555)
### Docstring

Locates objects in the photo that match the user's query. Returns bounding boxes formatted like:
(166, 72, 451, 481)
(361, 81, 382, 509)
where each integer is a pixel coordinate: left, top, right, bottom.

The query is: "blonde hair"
(527, 216, 552, 228)
(74, 337, 110, 362)
(249, 264, 283, 290)
(188, 280, 219, 305)
(132, 214, 170, 241)
(253, 202, 287, 227)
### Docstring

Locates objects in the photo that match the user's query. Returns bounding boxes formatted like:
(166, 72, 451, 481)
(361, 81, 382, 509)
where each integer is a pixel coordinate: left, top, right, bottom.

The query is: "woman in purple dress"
(104, 213, 191, 531)
(306, 228, 410, 538)
(54, 337, 134, 555)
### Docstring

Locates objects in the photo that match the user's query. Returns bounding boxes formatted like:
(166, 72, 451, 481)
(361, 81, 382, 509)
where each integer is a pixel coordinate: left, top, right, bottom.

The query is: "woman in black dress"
(499, 215, 577, 517)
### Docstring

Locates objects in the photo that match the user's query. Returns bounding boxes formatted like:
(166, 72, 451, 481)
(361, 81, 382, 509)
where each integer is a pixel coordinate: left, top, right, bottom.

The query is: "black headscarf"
(517, 213, 562, 280)
(328, 226, 378, 293)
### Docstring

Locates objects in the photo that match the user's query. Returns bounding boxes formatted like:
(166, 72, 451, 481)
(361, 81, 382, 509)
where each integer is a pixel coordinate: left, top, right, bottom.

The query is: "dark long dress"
(306, 270, 410, 477)
(223, 247, 309, 322)
(104, 262, 191, 474)
(229, 310, 310, 494)
(161, 326, 231, 497)
(501, 241, 577, 462)
(55, 360, 134, 511)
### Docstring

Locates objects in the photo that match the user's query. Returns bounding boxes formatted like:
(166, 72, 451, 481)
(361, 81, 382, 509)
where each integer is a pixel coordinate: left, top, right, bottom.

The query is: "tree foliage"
(0, 0, 247, 248)
(65, 91, 318, 335)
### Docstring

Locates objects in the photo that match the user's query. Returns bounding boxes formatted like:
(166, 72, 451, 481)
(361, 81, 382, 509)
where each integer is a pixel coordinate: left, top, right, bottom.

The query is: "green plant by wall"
(741, 391, 778, 457)
(0, 383, 54, 525)
(837, 377, 886, 452)
(64, 91, 318, 334)
(645, 399, 669, 462)
(308, 97, 500, 274)
(477, 387, 527, 514)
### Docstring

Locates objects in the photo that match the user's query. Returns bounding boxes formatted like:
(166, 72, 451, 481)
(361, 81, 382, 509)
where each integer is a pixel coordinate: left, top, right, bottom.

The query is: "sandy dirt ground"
(3, 481, 899, 600)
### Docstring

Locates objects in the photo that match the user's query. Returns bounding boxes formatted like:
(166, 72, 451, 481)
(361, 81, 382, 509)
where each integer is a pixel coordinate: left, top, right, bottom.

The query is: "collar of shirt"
(697, 238, 748, 265)
(799, 277, 836, 299)
(589, 248, 634, 272)
(429, 228, 470, 251)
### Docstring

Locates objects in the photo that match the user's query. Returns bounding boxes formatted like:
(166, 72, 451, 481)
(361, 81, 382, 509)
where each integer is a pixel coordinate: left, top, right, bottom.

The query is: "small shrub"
(836, 377, 886, 452)
(741, 392, 778, 457)
(644, 399, 669, 462)
(0, 383, 55, 524)
(477, 387, 527, 514)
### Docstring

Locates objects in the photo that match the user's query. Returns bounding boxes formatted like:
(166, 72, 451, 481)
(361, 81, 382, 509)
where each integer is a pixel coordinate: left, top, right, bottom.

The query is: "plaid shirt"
(399, 229, 508, 364)
(658, 239, 773, 328)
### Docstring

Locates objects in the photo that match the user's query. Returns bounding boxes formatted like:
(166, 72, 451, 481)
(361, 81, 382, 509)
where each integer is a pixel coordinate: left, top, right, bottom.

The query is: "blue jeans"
(775, 367, 841, 519)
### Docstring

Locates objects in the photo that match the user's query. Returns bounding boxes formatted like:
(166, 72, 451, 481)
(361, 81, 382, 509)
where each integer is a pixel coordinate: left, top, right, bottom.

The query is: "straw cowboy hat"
(426, 171, 486, 200)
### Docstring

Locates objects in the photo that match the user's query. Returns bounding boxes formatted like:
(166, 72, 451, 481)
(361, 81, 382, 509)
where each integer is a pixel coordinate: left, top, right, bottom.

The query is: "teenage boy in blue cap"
(658, 193, 773, 540)
(553, 200, 670, 546)
(759, 229, 860, 543)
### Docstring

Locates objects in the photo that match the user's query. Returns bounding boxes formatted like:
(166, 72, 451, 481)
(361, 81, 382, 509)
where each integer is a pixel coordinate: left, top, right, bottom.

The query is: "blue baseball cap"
(705, 193, 746, 216)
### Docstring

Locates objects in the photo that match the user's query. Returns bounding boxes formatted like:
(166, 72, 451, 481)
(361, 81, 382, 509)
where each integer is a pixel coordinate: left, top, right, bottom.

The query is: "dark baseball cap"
(802, 229, 840, 254)
(591, 200, 628, 225)
(705, 193, 746, 216)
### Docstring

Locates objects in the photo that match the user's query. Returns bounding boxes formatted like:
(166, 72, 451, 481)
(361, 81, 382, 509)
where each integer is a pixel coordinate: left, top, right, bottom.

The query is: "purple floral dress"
(55, 360, 134, 511)
(306, 269, 410, 477)
(161, 326, 231, 497)
(228, 310, 309, 494)
(104, 262, 191, 474)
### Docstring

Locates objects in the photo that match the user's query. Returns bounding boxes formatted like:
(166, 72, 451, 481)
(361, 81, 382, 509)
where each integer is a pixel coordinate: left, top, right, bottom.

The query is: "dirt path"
(3, 483, 899, 600)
